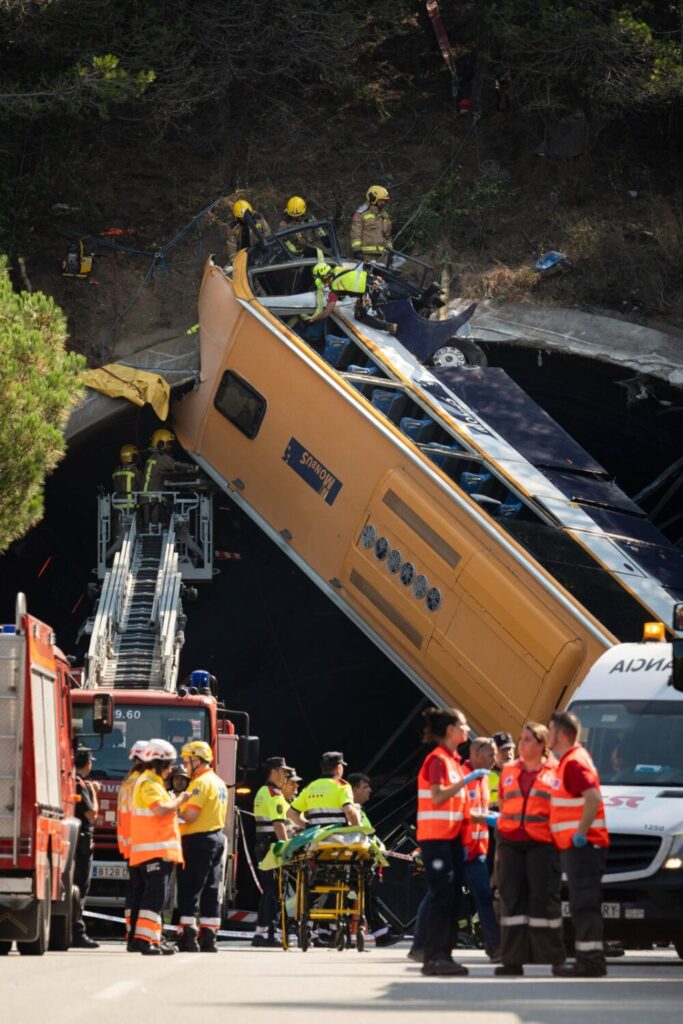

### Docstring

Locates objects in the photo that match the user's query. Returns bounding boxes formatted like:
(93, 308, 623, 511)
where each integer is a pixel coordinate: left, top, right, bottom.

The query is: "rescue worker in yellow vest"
(141, 428, 194, 527)
(116, 740, 148, 951)
(351, 185, 392, 261)
(175, 741, 228, 953)
(416, 706, 480, 977)
(227, 199, 272, 261)
(129, 739, 188, 955)
(494, 723, 565, 977)
(113, 443, 142, 511)
(461, 737, 501, 960)
(253, 756, 308, 946)
(291, 751, 361, 829)
(308, 262, 397, 335)
(548, 710, 610, 978)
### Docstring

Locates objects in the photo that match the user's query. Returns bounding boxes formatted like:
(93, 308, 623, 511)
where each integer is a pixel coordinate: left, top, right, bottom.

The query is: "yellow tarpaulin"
(81, 364, 171, 421)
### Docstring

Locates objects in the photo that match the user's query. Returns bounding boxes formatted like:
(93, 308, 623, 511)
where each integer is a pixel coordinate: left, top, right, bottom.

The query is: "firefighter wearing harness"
(175, 740, 228, 953)
(351, 185, 392, 260)
(308, 262, 398, 334)
(416, 706, 482, 977)
(129, 739, 188, 955)
(252, 756, 308, 946)
(494, 723, 565, 976)
(548, 710, 610, 978)
(141, 429, 193, 526)
(117, 740, 148, 951)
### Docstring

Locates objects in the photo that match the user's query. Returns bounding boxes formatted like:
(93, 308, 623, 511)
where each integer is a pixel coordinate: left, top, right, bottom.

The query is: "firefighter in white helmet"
(129, 739, 189, 955)
(117, 740, 148, 951)
(176, 740, 228, 953)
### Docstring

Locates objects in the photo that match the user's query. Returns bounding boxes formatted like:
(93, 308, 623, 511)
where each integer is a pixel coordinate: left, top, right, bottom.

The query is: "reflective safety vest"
(351, 203, 392, 255)
(113, 465, 138, 509)
(330, 266, 368, 297)
(498, 759, 556, 843)
(461, 761, 490, 859)
(549, 745, 609, 850)
(116, 768, 141, 859)
(291, 776, 353, 827)
(253, 783, 289, 842)
(129, 769, 183, 866)
(416, 744, 468, 842)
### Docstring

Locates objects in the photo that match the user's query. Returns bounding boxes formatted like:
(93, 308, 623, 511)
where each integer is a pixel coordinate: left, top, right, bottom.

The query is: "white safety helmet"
(129, 740, 150, 762)
(141, 738, 178, 763)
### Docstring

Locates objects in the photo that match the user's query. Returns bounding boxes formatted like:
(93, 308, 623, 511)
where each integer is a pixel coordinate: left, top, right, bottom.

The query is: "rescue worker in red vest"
(141, 428, 194, 527)
(129, 739, 188, 955)
(416, 706, 482, 976)
(494, 722, 565, 976)
(117, 740, 148, 951)
(176, 740, 228, 953)
(253, 756, 309, 946)
(307, 262, 398, 335)
(227, 199, 272, 260)
(548, 710, 609, 978)
(351, 185, 392, 261)
(461, 737, 501, 960)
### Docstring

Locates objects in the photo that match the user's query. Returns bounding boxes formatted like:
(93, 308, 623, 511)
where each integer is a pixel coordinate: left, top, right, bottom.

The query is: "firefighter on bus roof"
(176, 740, 228, 953)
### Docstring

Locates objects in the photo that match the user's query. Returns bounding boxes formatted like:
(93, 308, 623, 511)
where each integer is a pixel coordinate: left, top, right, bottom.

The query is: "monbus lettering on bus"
(282, 437, 343, 506)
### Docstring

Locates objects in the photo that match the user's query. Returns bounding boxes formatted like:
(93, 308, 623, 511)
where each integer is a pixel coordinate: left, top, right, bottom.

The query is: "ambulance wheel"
(0, 942, 11, 955)
(18, 864, 51, 956)
(49, 884, 77, 951)
(431, 339, 487, 368)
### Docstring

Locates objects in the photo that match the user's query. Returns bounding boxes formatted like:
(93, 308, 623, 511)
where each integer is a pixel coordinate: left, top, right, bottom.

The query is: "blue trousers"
(465, 854, 500, 952)
(420, 837, 465, 963)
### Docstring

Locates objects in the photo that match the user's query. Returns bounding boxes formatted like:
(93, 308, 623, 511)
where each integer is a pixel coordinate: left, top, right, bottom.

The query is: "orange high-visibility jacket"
(461, 761, 490, 859)
(116, 768, 141, 858)
(549, 746, 609, 850)
(129, 769, 183, 867)
(416, 744, 468, 842)
(498, 758, 556, 843)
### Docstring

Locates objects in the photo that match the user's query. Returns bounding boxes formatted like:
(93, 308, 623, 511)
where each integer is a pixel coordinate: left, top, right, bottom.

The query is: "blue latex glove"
(463, 768, 490, 784)
(572, 832, 588, 848)
(484, 812, 499, 827)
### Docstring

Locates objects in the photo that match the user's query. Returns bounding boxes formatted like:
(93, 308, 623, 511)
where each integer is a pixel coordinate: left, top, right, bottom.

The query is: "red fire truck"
(0, 594, 112, 955)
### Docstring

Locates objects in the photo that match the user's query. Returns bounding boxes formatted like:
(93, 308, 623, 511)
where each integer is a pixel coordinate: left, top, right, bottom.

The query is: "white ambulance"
(566, 609, 683, 958)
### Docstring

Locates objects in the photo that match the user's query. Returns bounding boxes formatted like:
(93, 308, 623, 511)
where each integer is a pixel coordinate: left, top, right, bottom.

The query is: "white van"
(566, 632, 683, 958)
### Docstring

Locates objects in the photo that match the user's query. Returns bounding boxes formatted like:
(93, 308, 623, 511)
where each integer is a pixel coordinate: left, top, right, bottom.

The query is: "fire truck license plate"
(562, 902, 620, 919)
(93, 863, 129, 880)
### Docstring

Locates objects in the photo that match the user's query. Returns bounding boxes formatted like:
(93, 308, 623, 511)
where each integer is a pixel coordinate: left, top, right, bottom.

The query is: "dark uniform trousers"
(139, 858, 172, 920)
(562, 844, 607, 970)
(178, 830, 226, 924)
(256, 843, 279, 938)
(127, 865, 144, 939)
(421, 836, 466, 963)
(73, 832, 94, 939)
(497, 836, 565, 965)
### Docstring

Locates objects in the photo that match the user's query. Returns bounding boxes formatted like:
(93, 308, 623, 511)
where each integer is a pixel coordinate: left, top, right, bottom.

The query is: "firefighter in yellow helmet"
(175, 740, 228, 953)
(113, 444, 142, 511)
(307, 261, 397, 335)
(226, 198, 272, 261)
(141, 429, 194, 527)
(351, 185, 392, 261)
(277, 195, 327, 256)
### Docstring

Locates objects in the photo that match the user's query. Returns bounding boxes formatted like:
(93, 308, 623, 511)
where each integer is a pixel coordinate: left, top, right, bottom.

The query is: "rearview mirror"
(92, 693, 114, 734)
(237, 735, 260, 772)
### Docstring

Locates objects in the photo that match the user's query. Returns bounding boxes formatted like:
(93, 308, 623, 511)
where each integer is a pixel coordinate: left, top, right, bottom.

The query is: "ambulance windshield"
(569, 700, 683, 787)
(73, 703, 210, 778)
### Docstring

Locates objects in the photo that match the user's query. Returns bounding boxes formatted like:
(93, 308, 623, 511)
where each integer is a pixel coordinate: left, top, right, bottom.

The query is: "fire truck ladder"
(85, 516, 185, 691)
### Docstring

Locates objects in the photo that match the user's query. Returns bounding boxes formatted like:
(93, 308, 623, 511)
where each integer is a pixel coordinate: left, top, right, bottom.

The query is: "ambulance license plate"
(92, 863, 129, 880)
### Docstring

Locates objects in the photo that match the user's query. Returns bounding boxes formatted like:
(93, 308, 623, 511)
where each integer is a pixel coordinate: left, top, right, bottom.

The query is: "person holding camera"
(175, 741, 228, 953)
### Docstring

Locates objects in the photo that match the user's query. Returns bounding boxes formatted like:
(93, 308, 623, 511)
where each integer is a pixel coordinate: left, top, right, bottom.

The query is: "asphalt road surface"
(2, 944, 682, 1024)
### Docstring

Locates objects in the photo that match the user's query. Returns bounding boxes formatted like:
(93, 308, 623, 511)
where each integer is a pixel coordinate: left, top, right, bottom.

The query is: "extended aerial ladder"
(84, 487, 214, 691)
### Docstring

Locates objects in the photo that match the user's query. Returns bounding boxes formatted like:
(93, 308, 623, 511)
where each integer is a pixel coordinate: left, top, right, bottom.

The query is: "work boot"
(140, 942, 161, 956)
(421, 959, 469, 977)
(552, 961, 606, 978)
(407, 948, 424, 964)
(199, 928, 218, 953)
(127, 938, 147, 953)
(494, 963, 524, 976)
(72, 935, 99, 949)
(176, 925, 200, 952)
